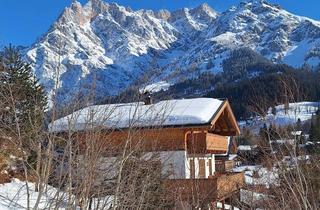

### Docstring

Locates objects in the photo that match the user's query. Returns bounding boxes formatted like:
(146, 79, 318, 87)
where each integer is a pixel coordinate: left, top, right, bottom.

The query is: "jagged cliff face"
(25, 0, 320, 105)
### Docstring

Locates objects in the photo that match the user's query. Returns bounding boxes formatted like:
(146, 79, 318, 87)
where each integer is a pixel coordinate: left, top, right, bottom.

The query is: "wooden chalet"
(50, 98, 245, 209)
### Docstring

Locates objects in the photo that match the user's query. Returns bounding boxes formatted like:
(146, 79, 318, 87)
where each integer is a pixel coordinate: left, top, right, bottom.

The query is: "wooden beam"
(211, 100, 241, 136)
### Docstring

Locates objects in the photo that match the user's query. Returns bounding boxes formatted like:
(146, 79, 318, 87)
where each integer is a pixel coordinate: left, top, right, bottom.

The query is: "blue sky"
(0, 0, 319, 47)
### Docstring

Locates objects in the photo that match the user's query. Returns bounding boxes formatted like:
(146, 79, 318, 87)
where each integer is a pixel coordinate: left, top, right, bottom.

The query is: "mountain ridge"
(24, 0, 320, 106)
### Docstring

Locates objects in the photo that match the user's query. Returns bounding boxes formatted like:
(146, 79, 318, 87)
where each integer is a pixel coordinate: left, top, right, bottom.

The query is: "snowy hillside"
(24, 0, 320, 104)
(240, 101, 320, 128)
(139, 81, 171, 93)
(265, 102, 319, 125)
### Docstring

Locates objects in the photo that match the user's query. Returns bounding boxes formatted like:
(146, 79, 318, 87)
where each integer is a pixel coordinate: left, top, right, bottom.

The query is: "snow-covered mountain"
(24, 0, 320, 105)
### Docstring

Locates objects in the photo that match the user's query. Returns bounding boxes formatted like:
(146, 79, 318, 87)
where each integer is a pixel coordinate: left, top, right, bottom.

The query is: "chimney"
(143, 91, 153, 105)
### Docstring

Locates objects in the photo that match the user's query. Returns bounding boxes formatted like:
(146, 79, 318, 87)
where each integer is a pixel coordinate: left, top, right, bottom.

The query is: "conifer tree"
(268, 124, 278, 141)
(0, 45, 47, 152)
(296, 118, 302, 131)
(271, 105, 277, 116)
(309, 110, 320, 142)
(259, 123, 269, 143)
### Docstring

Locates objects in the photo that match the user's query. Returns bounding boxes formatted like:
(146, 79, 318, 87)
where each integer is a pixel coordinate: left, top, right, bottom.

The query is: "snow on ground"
(49, 98, 224, 132)
(0, 179, 65, 209)
(266, 102, 319, 125)
(234, 165, 275, 207)
(216, 202, 240, 210)
(240, 101, 319, 131)
(281, 155, 311, 167)
(240, 189, 270, 206)
(270, 139, 295, 145)
(139, 81, 171, 93)
(0, 179, 113, 210)
(233, 165, 278, 187)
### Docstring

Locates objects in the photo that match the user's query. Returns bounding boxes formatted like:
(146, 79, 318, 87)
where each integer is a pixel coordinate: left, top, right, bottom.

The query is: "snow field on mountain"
(24, 0, 320, 104)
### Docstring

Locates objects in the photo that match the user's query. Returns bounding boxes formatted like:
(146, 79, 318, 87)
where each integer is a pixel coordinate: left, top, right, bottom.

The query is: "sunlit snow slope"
(25, 0, 320, 104)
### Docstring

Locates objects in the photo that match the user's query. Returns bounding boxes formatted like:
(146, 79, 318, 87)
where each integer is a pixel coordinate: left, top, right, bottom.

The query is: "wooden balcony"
(215, 172, 245, 200)
(163, 178, 217, 205)
(215, 160, 235, 173)
(187, 133, 229, 154)
(163, 172, 245, 206)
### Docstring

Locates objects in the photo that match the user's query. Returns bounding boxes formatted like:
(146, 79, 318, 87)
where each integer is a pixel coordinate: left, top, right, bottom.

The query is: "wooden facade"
(187, 133, 229, 154)
(57, 99, 244, 209)
(72, 100, 240, 154)
(164, 172, 245, 207)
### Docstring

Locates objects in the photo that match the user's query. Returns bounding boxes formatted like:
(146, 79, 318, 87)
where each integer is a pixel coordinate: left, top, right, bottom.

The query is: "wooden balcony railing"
(187, 133, 229, 154)
(215, 160, 235, 173)
(215, 172, 245, 200)
(163, 172, 245, 205)
(163, 178, 217, 204)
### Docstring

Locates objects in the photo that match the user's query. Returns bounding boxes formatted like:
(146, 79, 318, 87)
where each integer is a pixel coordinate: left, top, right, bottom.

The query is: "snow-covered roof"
(270, 139, 295, 145)
(49, 98, 224, 132)
(228, 154, 238, 160)
(291, 131, 302, 136)
(238, 145, 252, 151)
(238, 145, 258, 151)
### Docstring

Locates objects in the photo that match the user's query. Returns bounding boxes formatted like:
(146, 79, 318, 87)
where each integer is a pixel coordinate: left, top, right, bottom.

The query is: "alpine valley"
(24, 0, 320, 110)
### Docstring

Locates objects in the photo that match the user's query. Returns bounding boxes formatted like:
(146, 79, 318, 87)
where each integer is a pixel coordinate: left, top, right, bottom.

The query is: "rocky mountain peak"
(102, 3, 131, 25)
(70, 1, 83, 12)
(168, 4, 218, 33)
(240, 0, 268, 6)
(238, 0, 282, 14)
(155, 9, 171, 20)
(86, 0, 108, 14)
(25, 0, 320, 106)
(190, 3, 218, 25)
(169, 8, 189, 22)
(190, 3, 218, 18)
(56, 1, 92, 26)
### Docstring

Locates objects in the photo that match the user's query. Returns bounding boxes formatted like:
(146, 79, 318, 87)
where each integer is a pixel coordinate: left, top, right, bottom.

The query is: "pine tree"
(0, 45, 47, 151)
(296, 118, 302, 131)
(271, 105, 277, 115)
(309, 110, 320, 142)
(259, 123, 269, 143)
(309, 120, 316, 141)
(315, 110, 320, 141)
(268, 124, 279, 141)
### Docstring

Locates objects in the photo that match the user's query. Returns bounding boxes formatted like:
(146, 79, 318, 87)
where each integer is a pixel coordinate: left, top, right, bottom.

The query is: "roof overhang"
(209, 100, 241, 136)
